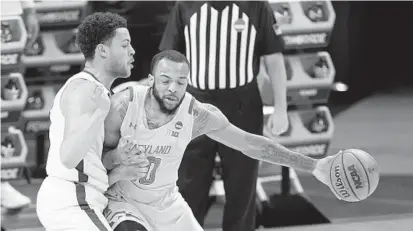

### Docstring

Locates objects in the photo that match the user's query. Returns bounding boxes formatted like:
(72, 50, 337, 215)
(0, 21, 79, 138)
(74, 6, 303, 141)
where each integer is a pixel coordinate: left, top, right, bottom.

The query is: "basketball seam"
(329, 153, 342, 199)
(352, 153, 371, 196)
(342, 152, 360, 201)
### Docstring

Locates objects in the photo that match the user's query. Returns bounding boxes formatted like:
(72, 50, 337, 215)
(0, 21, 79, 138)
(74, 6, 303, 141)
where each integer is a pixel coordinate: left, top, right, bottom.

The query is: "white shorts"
(104, 192, 202, 231)
(37, 176, 111, 231)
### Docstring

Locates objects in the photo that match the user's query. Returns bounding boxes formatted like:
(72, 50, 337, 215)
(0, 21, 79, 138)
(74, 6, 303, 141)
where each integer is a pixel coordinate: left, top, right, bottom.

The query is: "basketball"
(329, 149, 380, 202)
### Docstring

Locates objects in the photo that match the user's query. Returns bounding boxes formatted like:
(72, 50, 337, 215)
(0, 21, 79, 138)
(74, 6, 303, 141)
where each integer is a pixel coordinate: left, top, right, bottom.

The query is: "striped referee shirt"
(159, 1, 283, 90)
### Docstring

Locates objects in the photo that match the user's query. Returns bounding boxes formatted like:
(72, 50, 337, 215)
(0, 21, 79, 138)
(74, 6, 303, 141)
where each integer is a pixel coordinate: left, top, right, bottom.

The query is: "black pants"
(178, 79, 263, 231)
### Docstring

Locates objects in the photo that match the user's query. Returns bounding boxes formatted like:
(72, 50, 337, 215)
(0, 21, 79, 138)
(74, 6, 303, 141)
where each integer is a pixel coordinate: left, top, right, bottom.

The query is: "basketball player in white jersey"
(101, 50, 336, 231)
(36, 12, 149, 231)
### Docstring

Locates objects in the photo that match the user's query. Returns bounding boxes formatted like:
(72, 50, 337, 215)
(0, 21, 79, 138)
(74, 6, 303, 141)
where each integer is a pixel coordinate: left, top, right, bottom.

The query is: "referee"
(160, 1, 288, 231)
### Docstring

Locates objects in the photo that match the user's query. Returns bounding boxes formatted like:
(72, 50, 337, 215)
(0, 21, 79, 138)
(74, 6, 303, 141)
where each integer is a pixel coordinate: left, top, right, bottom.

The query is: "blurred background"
(1, 1, 413, 230)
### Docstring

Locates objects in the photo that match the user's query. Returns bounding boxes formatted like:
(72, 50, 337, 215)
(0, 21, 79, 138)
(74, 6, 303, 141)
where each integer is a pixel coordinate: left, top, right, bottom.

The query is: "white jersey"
(107, 85, 195, 207)
(46, 71, 110, 196)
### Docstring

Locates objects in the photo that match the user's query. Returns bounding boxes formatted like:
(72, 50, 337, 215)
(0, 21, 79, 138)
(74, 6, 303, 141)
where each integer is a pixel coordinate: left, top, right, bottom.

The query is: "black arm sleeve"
(257, 1, 284, 56)
(159, 2, 185, 53)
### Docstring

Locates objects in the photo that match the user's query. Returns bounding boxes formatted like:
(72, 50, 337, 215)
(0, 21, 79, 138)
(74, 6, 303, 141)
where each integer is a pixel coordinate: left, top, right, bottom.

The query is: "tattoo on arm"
(244, 133, 316, 172)
(192, 106, 211, 139)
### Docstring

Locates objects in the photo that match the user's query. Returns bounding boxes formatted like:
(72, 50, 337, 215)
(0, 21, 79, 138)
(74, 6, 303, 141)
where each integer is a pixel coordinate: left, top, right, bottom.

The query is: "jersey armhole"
(188, 97, 195, 115)
(128, 87, 134, 102)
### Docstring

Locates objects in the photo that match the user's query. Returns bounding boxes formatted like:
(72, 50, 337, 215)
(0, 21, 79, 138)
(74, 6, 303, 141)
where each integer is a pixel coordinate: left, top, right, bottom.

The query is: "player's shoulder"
(110, 84, 148, 108)
(190, 97, 220, 118)
(130, 84, 150, 93)
(60, 74, 95, 104)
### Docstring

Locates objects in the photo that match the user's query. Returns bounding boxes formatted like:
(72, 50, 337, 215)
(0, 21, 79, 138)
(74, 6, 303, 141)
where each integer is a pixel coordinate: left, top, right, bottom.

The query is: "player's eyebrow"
(122, 39, 130, 42)
(160, 74, 170, 78)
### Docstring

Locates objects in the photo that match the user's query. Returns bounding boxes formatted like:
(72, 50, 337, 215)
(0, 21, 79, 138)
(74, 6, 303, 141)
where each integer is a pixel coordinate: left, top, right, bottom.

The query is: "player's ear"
(96, 44, 108, 58)
(148, 74, 155, 87)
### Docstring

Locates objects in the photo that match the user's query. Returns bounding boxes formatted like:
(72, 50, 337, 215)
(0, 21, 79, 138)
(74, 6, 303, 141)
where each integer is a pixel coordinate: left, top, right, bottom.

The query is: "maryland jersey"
(107, 85, 194, 206)
(46, 71, 110, 196)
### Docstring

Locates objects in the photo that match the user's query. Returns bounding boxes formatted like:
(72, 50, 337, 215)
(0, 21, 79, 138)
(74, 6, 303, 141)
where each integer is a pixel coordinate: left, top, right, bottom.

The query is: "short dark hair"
(150, 50, 190, 75)
(76, 12, 127, 60)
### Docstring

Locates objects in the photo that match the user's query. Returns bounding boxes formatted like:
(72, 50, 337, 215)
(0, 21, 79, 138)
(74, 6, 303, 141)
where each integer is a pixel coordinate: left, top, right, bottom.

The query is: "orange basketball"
(329, 149, 379, 202)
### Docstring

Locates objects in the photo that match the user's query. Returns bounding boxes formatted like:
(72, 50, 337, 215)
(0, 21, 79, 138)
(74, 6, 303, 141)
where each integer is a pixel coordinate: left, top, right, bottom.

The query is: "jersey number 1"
(139, 156, 161, 185)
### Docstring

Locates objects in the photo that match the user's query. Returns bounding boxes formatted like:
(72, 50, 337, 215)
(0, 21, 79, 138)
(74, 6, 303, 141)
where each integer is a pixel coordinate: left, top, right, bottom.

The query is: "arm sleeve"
(159, 2, 186, 53)
(257, 1, 284, 56)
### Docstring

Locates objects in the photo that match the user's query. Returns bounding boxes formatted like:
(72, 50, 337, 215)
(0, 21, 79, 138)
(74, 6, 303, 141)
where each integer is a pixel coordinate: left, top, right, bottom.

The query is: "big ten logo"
(1, 167, 20, 180)
(290, 144, 327, 157)
(283, 33, 328, 46)
(348, 164, 363, 189)
(334, 165, 350, 199)
(167, 129, 179, 138)
(1, 53, 19, 65)
(37, 10, 81, 24)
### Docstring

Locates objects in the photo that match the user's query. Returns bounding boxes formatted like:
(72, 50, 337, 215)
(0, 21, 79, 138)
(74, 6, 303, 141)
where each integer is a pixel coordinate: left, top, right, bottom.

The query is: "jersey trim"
(188, 97, 195, 114)
(75, 160, 89, 183)
(75, 183, 110, 231)
(128, 87, 134, 102)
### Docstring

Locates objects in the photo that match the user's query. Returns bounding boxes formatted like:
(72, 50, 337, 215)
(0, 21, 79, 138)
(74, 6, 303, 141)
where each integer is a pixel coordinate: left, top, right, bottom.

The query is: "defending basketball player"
(36, 12, 149, 231)
(100, 50, 348, 231)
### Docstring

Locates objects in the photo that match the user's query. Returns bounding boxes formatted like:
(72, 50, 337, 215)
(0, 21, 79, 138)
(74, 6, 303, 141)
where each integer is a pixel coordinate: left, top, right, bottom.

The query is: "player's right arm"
(102, 88, 150, 185)
(59, 79, 110, 169)
(102, 88, 148, 170)
(191, 99, 336, 186)
(102, 89, 132, 170)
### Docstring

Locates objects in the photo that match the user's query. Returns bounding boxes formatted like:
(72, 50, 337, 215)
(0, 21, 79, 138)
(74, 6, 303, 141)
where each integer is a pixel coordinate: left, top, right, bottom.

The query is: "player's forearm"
(207, 125, 317, 172)
(108, 166, 124, 187)
(60, 113, 107, 169)
(102, 147, 122, 171)
(243, 133, 317, 172)
(264, 53, 287, 111)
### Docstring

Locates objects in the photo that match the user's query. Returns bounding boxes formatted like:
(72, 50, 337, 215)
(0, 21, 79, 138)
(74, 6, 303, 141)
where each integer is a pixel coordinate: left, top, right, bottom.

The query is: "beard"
(152, 84, 184, 115)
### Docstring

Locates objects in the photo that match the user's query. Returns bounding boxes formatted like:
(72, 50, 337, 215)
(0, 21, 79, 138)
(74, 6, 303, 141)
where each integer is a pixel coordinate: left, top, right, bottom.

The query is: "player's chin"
(118, 69, 132, 79)
(162, 101, 178, 111)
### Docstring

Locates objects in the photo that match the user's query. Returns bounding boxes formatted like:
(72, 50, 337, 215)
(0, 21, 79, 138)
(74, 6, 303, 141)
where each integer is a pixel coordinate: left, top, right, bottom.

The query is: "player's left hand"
(312, 151, 343, 187)
(116, 136, 145, 165)
(267, 110, 289, 136)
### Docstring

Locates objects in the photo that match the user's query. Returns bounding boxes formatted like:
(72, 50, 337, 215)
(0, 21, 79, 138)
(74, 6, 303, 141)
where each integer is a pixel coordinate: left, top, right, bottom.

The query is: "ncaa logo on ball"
(348, 164, 363, 189)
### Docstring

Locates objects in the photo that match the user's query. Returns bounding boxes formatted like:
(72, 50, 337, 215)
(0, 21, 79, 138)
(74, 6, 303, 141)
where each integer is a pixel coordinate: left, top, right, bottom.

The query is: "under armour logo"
(129, 122, 137, 129)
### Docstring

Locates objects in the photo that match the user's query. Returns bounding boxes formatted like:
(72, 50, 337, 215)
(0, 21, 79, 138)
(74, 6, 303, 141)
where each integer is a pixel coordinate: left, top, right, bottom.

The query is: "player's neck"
(83, 61, 115, 91)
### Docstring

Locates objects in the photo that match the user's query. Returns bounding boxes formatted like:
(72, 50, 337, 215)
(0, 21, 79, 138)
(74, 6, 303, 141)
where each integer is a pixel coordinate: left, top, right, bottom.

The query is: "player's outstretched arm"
(59, 79, 110, 169)
(192, 100, 325, 174)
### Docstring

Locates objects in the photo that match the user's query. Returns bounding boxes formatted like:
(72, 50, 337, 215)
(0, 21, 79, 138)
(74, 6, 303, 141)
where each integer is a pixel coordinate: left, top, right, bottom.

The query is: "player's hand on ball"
(313, 149, 380, 202)
(312, 151, 342, 187)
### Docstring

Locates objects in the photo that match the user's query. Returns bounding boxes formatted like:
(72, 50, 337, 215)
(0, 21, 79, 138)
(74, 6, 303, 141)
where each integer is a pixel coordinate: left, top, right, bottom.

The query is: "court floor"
(2, 86, 413, 230)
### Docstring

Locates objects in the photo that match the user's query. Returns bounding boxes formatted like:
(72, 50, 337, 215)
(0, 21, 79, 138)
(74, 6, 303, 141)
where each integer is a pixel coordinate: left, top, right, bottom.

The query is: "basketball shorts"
(37, 176, 111, 231)
(104, 192, 202, 231)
